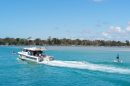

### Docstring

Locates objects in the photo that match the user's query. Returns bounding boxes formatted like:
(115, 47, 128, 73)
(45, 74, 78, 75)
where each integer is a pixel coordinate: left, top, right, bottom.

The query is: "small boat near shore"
(18, 47, 54, 63)
(113, 54, 123, 63)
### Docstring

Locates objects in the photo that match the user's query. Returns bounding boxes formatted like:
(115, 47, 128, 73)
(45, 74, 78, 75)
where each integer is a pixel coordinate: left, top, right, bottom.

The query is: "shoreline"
(1, 45, 130, 48)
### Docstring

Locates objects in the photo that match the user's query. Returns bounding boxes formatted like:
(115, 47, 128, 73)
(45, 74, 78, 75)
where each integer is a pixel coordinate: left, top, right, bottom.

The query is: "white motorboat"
(18, 47, 54, 63)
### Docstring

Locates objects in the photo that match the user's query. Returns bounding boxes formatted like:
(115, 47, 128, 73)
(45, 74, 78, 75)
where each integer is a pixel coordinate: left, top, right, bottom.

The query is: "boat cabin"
(18, 47, 53, 62)
(22, 47, 46, 56)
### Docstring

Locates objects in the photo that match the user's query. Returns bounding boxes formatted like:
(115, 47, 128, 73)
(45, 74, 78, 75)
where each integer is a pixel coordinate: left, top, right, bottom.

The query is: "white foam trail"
(39, 60, 130, 74)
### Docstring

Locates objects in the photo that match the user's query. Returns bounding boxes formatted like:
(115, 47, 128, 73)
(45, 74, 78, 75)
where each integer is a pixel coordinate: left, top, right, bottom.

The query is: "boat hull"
(18, 53, 54, 63)
(19, 54, 38, 63)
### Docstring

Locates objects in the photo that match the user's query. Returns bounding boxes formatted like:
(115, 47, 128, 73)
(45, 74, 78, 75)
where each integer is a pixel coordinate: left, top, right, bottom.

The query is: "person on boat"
(116, 54, 120, 62)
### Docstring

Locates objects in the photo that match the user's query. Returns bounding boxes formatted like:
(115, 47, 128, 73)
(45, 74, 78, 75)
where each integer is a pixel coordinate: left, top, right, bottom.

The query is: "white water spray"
(39, 60, 130, 74)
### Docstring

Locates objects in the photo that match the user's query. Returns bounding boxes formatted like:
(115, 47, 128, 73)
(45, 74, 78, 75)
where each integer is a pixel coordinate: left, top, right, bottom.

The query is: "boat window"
(23, 49, 28, 52)
(26, 56, 37, 60)
(32, 51, 43, 56)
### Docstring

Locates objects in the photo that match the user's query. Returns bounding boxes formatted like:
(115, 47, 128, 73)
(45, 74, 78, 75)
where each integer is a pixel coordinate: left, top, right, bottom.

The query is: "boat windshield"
(28, 50, 44, 56)
(23, 49, 28, 52)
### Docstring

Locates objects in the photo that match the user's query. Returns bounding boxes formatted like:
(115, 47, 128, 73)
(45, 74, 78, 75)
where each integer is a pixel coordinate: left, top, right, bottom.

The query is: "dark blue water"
(0, 46, 130, 86)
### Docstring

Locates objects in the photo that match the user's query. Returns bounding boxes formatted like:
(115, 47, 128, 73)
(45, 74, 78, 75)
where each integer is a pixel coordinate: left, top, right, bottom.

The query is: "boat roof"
(23, 47, 46, 51)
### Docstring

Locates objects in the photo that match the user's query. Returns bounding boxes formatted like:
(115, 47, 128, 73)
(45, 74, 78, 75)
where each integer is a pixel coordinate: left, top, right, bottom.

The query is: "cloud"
(93, 0, 104, 2)
(102, 32, 108, 37)
(126, 26, 130, 32)
(101, 22, 130, 41)
(126, 22, 130, 32)
(108, 26, 125, 34)
(102, 26, 125, 39)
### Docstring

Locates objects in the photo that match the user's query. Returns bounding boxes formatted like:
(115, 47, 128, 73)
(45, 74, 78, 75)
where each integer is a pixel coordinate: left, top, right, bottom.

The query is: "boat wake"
(39, 60, 130, 74)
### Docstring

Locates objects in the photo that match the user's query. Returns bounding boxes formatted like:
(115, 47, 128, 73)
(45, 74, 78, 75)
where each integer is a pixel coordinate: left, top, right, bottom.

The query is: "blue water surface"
(0, 46, 130, 86)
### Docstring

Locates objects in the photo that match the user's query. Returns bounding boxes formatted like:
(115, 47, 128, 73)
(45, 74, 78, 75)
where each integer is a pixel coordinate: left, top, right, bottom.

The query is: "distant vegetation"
(0, 37, 130, 46)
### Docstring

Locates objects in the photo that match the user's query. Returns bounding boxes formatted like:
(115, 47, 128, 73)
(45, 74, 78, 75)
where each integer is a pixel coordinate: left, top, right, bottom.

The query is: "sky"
(0, 0, 130, 41)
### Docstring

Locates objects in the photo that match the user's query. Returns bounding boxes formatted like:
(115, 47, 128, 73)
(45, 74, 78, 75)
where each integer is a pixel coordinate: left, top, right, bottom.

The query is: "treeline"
(0, 37, 130, 46)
